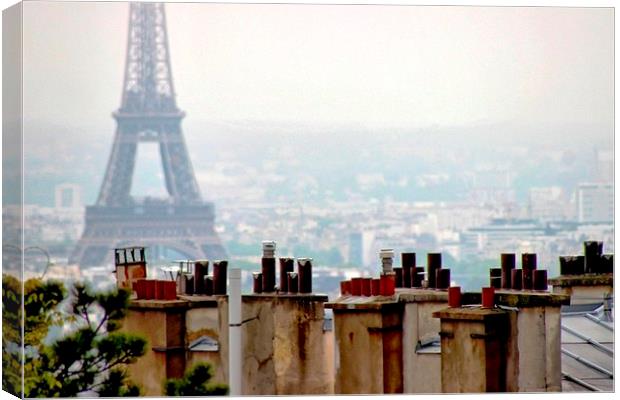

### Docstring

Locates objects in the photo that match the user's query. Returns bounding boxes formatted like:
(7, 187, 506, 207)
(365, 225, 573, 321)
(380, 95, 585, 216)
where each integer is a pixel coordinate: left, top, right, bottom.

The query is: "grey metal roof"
(561, 307, 614, 392)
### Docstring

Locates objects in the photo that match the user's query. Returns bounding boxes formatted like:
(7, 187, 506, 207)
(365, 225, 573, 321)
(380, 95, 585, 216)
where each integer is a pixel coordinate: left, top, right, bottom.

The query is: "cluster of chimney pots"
(130, 240, 316, 300)
(339, 243, 612, 310)
(134, 258, 229, 300)
(129, 240, 611, 303)
(559, 240, 613, 275)
(340, 249, 452, 297)
(251, 241, 313, 294)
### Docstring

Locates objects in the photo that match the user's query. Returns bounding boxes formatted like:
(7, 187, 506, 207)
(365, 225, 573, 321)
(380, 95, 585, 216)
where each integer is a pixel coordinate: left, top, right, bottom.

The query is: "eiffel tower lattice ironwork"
(70, 2, 226, 267)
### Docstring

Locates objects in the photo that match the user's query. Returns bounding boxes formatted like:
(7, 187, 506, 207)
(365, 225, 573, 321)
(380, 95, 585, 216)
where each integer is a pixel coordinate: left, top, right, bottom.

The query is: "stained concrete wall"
(435, 308, 508, 394)
(331, 303, 403, 394)
(125, 295, 330, 396)
(241, 297, 276, 394)
(503, 310, 520, 392)
(439, 319, 487, 393)
(329, 290, 447, 395)
(241, 295, 331, 395)
(503, 306, 562, 392)
(544, 306, 562, 392)
(516, 307, 547, 390)
(475, 290, 568, 393)
(327, 289, 567, 395)
(122, 302, 187, 395)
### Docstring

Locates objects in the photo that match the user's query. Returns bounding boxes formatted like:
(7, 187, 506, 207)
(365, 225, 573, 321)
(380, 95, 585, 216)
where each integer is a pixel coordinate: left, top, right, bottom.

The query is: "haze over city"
(13, 2, 614, 293)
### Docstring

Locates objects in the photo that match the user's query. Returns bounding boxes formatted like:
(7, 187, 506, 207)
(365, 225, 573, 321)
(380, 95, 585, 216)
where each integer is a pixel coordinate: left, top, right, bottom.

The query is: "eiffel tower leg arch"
(71, 3, 227, 268)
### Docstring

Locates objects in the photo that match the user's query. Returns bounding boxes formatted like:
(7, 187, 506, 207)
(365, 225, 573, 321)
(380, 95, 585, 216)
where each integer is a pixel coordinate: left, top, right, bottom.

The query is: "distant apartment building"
(54, 183, 82, 209)
(461, 219, 546, 259)
(595, 150, 613, 183)
(348, 232, 363, 266)
(576, 183, 613, 223)
(528, 186, 572, 221)
(467, 168, 516, 205)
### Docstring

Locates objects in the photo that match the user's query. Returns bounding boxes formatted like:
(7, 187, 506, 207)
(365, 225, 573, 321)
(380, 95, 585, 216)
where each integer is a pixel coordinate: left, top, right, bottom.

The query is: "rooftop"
(561, 305, 614, 392)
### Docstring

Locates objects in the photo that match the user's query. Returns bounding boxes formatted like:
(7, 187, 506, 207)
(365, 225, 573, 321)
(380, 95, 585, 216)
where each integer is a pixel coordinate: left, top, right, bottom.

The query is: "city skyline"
(19, 2, 614, 209)
(9, 2, 615, 286)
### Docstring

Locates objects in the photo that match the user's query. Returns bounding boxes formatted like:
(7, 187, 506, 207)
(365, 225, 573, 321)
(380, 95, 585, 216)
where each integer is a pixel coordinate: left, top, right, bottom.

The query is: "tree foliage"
(2, 275, 147, 397)
(164, 362, 229, 396)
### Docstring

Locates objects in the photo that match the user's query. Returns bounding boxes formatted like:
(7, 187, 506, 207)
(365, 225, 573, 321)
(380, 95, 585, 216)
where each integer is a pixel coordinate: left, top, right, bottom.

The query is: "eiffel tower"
(70, 2, 226, 267)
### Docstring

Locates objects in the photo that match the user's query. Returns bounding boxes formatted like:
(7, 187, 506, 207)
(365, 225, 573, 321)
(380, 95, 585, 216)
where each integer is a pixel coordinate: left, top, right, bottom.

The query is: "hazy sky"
(22, 2, 613, 131)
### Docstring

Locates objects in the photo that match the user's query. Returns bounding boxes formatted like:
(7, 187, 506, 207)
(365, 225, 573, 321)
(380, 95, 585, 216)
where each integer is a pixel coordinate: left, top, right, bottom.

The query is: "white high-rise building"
(576, 183, 613, 223)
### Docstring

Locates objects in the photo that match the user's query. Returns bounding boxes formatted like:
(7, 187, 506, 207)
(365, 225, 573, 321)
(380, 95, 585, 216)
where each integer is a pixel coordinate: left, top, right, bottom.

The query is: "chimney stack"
(489, 268, 502, 289)
(361, 278, 372, 296)
(287, 272, 298, 294)
(412, 267, 424, 288)
(584, 241, 603, 273)
(279, 258, 295, 292)
(521, 253, 537, 290)
(394, 267, 403, 288)
(511, 269, 522, 290)
(500, 253, 515, 289)
(261, 241, 276, 293)
(433, 304, 508, 393)
(205, 275, 214, 295)
(340, 280, 351, 296)
(194, 260, 208, 295)
(448, 286, 462, 307)
(297, 258, 313, 293)
(213, 260, 228, 295)
(380, 249, 396, 296)
(436, 268, 451, 290)
(114, 246, 147, 290)
(549, 241, 613, 306)
(380, 248, 395, 273)
(253, 272, 263, 294)
(401, 252, 416, 288)
(427, 253, 442, 289)
(351, 277, 363, 296)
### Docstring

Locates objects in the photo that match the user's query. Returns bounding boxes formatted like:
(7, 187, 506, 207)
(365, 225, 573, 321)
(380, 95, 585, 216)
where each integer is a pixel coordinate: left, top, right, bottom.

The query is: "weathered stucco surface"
(125, 295, 329, 396)
(435, 308, 507, 393)
(544, 306, 562, 392)
(333, 306, 403, 394)
(440, 319, 486, 393)
(122, 307, 187, 395)
(516, 306, 547, 390)
(242, 297, 277, 394)
(242, 295, 331, 395)
(272, 298, 331, 394)
(505, 305, 562, 392)
(503, 310, 520, 392)
(334, 310, 384, 394)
